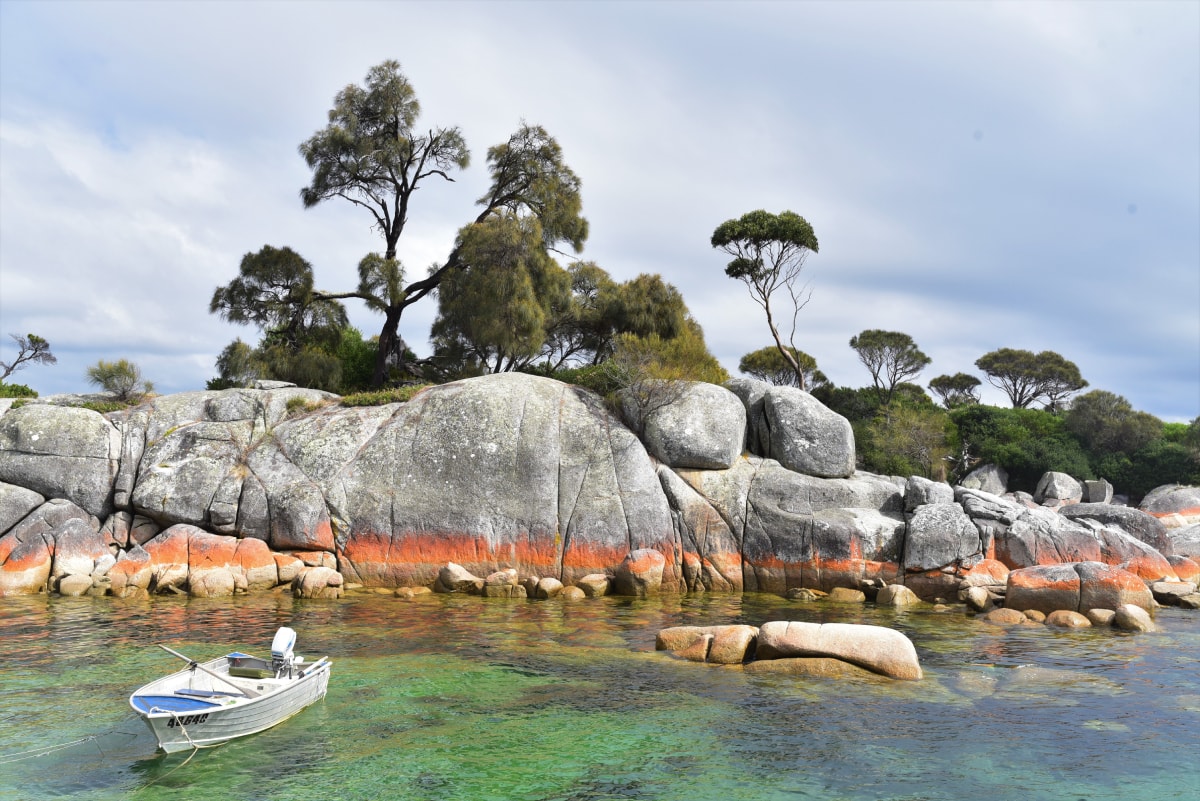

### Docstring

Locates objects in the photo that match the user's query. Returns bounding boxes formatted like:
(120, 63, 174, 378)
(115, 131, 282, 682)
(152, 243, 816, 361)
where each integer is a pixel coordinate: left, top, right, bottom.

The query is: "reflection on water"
(1, 592, 1198, 801)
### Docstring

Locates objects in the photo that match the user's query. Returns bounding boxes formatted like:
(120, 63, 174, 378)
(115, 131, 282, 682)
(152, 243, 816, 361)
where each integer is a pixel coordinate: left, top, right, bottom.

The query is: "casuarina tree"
(298, 60, 587, 386)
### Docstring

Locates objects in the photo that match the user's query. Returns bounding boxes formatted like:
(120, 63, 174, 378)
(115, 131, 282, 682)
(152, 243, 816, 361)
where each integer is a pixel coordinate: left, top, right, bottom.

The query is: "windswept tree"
(299, 62, 587, 386)
(711, 210, 819, 389)
(738, 345, 829, 390)
(975, 348, 1087, 410)
(928, 372, 982, 409)
(431, 212, 569, 374)
(209, 245, 351, 391)
(849, 329, 931, 406)
(1, 333, 56, 381)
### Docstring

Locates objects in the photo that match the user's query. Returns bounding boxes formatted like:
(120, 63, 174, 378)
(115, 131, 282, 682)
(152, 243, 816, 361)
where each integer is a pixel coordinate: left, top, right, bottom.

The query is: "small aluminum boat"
(130, 627, 331, 753)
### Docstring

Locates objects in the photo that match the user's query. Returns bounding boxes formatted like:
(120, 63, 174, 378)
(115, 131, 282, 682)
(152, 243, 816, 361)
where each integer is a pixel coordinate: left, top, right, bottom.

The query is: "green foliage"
(857, 406, 955, 479)
(711, 210, 819, 281)
(738, 346, 829, 390)
(928, 372, 981, 409)
(85, 358, 154, 403)
(299, 59, 469, 260)
(1, 333, 56, 381)
(950, 404, 1092, 490)
(0, 382, 37, 398)
(603, 318, 729, 434)
(1065, 390, 1162, 455)
(79, 400, 128, 414)
(285, 396, 327, 417)
(711, 210, 820, 389)
(1097, 440, 1200, 502)
(340, 384, 432, 407)
(974, 348, 1087, 410)
(848, 330, 931, 406)
(335, 327, 378, 393)
(539, 364, 618, 397)
(297, 61, 588, 387)
(432, 213, 559, 374)
(211, 245, 349, 354)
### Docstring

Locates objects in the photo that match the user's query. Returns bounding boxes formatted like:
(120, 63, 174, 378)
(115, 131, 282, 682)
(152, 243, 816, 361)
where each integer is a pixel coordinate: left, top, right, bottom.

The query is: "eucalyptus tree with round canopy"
(974, 348, 1087, 410)
(298, 60, 587, 386)
(849, 329, 932, 407)
(738, 345, 829, 390)
(711, 210, 819, 389)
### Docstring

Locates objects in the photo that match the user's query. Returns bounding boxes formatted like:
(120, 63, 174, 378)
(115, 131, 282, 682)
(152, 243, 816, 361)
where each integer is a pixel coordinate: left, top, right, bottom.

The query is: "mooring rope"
(0, 728, 139, 765)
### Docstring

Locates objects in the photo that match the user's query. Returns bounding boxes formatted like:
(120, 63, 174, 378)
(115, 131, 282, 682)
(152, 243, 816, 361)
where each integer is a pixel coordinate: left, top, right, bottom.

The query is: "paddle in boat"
(130, 627, 331, 753)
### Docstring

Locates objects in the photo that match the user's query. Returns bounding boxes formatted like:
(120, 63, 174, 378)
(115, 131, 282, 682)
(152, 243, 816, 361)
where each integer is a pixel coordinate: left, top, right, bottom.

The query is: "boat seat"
(176, 688, 246, 699)
(131, 694, 219, 714)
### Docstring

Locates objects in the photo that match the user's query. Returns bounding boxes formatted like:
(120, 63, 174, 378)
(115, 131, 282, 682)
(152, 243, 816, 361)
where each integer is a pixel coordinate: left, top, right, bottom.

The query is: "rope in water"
(0, 728, 139, 764)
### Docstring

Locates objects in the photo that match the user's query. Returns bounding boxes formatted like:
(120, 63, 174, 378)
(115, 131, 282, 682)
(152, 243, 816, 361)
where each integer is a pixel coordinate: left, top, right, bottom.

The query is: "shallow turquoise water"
(0, 592, 1197, 800)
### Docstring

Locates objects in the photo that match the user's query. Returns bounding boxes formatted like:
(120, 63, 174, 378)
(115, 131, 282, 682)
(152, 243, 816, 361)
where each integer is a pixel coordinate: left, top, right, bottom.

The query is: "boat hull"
(131, 656, 331, 753)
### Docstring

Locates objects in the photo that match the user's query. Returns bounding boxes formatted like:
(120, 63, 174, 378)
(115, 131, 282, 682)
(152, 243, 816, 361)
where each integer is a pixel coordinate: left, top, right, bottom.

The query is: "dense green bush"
(0, 382, 37, 398)
(950, 404, 1092, 492)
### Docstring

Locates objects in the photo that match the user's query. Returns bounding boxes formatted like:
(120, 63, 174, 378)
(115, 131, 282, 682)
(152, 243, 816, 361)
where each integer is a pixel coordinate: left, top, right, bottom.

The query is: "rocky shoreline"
(1, 373, 1198, 628)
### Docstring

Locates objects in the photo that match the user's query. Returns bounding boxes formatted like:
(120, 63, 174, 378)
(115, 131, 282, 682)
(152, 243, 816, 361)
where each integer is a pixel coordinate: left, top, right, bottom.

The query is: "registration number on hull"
(167, 713, 209, 727)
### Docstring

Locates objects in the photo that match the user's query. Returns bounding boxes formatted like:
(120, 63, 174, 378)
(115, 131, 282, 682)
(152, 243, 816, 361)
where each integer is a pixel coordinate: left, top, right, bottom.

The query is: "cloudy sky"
(1, 0, 1197, 421)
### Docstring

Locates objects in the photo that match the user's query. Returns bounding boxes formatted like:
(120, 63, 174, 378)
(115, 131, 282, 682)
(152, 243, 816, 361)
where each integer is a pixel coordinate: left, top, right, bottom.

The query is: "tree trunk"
(372, 305, 404, 388)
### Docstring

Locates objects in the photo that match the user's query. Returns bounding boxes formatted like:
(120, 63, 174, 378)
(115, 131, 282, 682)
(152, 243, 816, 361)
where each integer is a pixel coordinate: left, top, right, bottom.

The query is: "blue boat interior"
(131, 694, 220, 714)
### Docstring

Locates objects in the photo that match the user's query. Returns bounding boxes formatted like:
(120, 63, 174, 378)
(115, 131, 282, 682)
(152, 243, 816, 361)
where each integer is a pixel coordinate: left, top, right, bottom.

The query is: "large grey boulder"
(1081, 479, 1113, 504)
(904, 503, 982, 572)
(0, 482, 44, 535)
(131, 420, 253, 528)
(724, 377, 771, 455)
(1060, 503, 1172, 555)
(639, 382, 746, 469)
(959, 464, 1008, 496)
(0, 405, 121, 517)
(1034, 472, 1083, 506)
(760, 387, 855, 478)
(331, 374, 678, 588)
(1140, 484, 1200, 527)
(1168, 523, 1200, 559)
(657, 465, 741, 592)
(995, 506, 1102, 567)
(678, 458, 904, 592)
(904, 476, 954, 512)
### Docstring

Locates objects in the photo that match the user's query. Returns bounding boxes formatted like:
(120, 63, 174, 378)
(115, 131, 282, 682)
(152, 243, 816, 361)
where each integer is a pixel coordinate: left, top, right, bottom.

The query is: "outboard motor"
(271, 627, 297, 677)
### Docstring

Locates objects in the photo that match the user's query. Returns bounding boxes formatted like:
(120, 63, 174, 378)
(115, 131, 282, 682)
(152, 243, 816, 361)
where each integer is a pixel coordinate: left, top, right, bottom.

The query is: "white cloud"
(0, 0, 1195, 420)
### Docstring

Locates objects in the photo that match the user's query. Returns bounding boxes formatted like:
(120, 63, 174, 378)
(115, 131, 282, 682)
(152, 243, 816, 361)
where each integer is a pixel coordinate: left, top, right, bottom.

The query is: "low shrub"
(0, 382, 37, 398)
(340, 384, 432, 407)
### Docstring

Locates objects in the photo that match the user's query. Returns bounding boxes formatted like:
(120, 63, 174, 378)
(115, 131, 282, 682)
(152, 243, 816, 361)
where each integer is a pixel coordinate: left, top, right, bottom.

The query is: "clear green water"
(1, 592, 1197, 800)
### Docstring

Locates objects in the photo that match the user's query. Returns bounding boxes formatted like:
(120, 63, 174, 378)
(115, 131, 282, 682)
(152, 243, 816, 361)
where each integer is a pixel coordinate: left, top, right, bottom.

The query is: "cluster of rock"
(655, 621, 923, 680)
(1, 373, 1198, 621)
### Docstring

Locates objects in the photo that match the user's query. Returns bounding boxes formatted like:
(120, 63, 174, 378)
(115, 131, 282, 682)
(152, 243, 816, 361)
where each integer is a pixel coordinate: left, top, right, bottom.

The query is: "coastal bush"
(951, 404, 1091, 492)
(85, 358, 154, 403)
(0, 381, 37, 398)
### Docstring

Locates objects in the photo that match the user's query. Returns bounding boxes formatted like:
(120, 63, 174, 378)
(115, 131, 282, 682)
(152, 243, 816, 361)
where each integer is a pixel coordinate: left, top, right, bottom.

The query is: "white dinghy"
(130, 627, 331, 753)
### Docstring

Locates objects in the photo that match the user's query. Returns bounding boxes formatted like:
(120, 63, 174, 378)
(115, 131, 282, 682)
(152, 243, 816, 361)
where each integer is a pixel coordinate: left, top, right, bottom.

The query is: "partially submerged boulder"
(755, 621, 922, 680)
(656, 624, 758, 664)
(1005, 562, 1153, 615)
